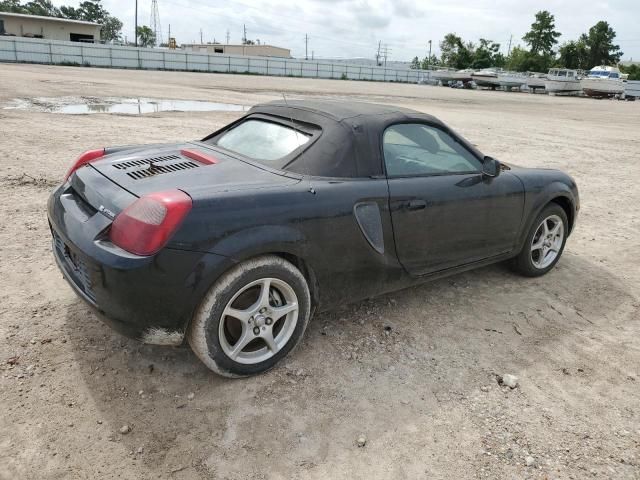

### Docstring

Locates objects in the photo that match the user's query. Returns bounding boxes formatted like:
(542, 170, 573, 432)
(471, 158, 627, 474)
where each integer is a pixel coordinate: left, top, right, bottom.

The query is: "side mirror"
(482, 156, 501, 178)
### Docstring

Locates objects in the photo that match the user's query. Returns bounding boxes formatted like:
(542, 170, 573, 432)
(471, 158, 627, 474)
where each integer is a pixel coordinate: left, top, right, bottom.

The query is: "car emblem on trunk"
(98, 205, 116, 220)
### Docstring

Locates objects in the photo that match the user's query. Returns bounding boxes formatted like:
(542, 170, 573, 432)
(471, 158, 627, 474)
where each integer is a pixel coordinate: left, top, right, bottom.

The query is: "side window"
(383, 123, 482, 177)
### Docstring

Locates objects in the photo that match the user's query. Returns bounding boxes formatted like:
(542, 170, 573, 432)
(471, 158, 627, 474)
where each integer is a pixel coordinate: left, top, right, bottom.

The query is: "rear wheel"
(512, 204, 568, 277)
(187, 256, 311, 378)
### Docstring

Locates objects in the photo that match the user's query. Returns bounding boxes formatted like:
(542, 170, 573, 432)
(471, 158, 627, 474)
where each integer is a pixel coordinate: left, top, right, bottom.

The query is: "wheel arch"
(228, 249, 320, 313)
(549, 195, 575, 234)
(516, 184, 577, 252)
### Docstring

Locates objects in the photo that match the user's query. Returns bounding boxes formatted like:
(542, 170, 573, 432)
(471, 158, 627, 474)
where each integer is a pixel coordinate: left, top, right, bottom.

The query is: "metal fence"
(626, 80, 640, 98)
(0, 36, 433, 84)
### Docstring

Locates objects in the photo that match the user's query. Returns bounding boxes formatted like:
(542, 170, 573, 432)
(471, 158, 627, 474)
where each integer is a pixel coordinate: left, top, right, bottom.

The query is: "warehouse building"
(181, 43, 291, 58)
(0, 12, 101, 42)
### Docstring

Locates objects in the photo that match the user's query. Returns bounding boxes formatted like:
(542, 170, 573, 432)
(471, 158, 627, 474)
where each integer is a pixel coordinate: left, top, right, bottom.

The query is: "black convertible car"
(48, 100, 579, 377)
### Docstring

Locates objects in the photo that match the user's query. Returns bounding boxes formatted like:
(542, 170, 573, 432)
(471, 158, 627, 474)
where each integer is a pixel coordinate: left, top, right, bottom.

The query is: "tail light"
(109, 190, 192, 256)
(65, 148, 105, 181)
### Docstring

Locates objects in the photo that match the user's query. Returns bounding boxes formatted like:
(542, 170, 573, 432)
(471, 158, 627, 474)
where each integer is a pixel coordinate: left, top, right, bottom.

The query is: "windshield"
(215, 119, 310, 162)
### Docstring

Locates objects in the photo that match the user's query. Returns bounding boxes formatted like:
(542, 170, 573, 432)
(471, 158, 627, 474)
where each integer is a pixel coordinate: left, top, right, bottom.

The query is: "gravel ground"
(0, 64, 639, 480)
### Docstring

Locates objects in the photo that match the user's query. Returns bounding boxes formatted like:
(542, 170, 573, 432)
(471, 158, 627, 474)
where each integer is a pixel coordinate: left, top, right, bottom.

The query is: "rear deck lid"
(87, 142, 299, 199)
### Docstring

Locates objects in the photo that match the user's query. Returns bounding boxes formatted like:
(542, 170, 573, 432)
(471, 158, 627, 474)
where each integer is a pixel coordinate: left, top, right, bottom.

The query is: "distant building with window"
(0, 12, 101, 42)
(181, 43, 291, 58)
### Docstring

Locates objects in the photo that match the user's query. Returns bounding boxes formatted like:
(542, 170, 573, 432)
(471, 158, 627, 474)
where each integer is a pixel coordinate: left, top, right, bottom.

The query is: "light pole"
(134, 0, 138, 47)
(427, 40, 432, 69)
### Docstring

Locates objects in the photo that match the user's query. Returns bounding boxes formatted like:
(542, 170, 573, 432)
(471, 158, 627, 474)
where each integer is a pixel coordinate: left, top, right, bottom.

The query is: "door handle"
(406, 200, 427, 210)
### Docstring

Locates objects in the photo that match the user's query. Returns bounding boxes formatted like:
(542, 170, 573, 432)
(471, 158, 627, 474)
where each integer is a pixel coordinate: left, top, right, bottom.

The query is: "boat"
(526, 72, 547, 92)
(580, 66, 625, 97)
(471, 69, 500, 88)
(451, 69, 474, 82)
(545, 68, 582, 95)
(497, 71, 527, 90)
(430, 69, 462, 85)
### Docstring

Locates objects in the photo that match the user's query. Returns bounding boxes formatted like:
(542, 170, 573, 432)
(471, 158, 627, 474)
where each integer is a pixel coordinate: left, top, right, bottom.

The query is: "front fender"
(517, 180, 578, 249)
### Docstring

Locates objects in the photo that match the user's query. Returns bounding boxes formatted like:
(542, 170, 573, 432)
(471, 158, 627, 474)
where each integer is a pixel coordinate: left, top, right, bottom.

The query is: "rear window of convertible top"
(214, 119, 310, 162)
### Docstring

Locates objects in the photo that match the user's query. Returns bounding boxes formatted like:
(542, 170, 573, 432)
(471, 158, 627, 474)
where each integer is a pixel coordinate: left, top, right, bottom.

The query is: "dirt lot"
(0, 64, 639, 479)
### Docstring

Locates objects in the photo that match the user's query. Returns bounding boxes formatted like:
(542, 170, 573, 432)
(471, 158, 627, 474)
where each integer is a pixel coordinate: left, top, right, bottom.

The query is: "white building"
(0, 12, 101, 42)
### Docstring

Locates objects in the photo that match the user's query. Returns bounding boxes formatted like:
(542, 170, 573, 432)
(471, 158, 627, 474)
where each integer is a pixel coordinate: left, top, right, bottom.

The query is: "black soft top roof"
(214, 100, 481, 178)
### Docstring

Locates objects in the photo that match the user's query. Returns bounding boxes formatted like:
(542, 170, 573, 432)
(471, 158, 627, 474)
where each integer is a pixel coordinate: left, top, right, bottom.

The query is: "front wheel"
(188, 256, 311, 378)
(511, 204, 568, 277)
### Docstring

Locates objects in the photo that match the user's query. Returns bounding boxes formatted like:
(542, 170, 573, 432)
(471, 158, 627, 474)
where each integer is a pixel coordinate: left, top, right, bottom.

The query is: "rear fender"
(212, 224, 309, 263)
(203, 224, 320, 310)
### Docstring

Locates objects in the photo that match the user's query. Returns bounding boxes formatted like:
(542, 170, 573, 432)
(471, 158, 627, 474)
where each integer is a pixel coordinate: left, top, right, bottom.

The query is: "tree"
(59, 4, 80, 18)
(522, 10, 561, 56)
(472, 38, 501, 69)
(9, 0, 61, 16)
(410, 56, 420, 69)
(0, 0, 27, 12)
(136, 25, 156, 48)
(76, 0, 107, 21)
(420, 54, 439, 69)
(440, 33, 474, 69)
(557, 39, 590, 69)
(505, 46, 529, 71)
(619, 64, 640, 81)
(581, 21, 622, 66)
(100, 16, 122, 42)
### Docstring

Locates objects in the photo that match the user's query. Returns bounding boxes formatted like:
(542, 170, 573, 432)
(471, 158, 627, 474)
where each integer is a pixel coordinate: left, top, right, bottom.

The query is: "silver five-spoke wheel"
(219, 277, 299, 364)
(530, 214, 564, 269)
(188, 256, 310, 377)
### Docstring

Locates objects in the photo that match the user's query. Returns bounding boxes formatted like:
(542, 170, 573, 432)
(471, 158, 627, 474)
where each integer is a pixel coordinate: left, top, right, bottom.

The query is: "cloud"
(392, 0, 425, 18)
(350, 1, 392, 29)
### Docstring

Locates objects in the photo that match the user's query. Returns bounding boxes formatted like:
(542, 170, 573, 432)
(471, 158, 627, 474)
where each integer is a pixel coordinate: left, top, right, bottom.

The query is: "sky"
(52, 0, 640, 61)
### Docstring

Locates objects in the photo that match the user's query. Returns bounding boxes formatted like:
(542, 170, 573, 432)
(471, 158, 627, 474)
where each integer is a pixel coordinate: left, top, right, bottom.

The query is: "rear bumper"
(48, 185, 235, 345)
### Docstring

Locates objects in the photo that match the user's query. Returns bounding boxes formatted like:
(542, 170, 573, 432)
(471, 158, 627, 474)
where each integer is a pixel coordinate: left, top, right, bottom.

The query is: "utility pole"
(243, 24, 247, 44)
(200, 28, 203, 44)
(312, 50, 314, 60)
(305, 34, 308, 60)
(427, 39, 432, 69)
(134, 0, 138, 47)
(380, 44, 390, 67)
(376, 40, 381, 66)
(507, 34, 513, 57)
(226, 29, 230, 44)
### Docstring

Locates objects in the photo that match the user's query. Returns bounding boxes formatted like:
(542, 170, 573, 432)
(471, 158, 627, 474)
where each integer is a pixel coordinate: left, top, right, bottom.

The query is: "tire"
(187, 255, 311, 378)
(511, 203, 568, 277)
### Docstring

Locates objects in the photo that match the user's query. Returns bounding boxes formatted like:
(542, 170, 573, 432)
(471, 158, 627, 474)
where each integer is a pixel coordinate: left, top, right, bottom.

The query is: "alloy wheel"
(530, 214, 564, 269)
(218, 278, 299, 364)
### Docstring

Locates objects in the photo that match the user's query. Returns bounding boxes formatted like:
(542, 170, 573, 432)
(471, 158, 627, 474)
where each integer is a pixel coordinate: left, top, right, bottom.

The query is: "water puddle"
(3, 97, 249, 115)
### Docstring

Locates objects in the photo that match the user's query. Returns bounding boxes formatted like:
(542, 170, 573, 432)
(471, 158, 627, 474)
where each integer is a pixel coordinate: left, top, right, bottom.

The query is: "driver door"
(384, 122, 524, 276)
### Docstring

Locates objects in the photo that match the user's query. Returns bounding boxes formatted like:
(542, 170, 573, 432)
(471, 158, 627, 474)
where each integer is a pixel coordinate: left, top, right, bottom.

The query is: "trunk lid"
(85, 142, 299, 202)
